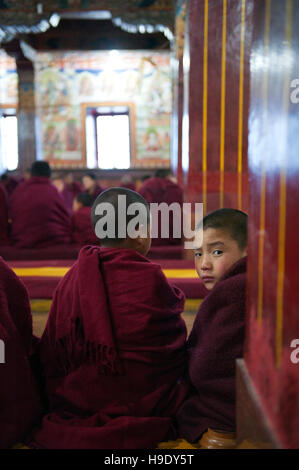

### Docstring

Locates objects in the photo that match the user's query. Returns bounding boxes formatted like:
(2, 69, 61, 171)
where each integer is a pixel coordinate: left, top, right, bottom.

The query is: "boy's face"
(194, 227, 247, 290)
(73, 198, 82, 212)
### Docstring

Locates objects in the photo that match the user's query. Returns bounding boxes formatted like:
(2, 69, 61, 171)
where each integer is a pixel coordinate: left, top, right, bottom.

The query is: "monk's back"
(10, 176, 71, 248)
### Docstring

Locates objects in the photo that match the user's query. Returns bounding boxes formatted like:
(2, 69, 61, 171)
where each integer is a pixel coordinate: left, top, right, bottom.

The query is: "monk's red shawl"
(10, 176, 71, 248)
(0, 183, 9, 245)
(71, 206, 98, 246)
(139, 177, 183, 246)
(175, 257, 247, 442)
(29, 246, 187, 449)
(0, 258, 42, 448)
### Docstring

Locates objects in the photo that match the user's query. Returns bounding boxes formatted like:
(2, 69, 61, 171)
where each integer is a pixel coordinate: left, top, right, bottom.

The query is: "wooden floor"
(31, 299, 201, 338)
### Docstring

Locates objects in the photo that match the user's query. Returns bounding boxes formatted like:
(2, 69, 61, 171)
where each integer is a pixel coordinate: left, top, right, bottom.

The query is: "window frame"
(0, 104, 18, 172)
(81, 101, 137, 169)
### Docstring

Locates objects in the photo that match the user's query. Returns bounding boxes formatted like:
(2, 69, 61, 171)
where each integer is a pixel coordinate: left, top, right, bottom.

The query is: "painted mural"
(0, 50, 17, 106)
(0, 49, 171, 167)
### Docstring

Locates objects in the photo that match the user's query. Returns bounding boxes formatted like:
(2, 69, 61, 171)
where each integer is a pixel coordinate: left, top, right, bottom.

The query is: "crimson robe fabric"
(0, 258, 42, 448)
(10, 176, 71, 248)
(139, 177, 183, 246)
(71, 206, 98, 246)
(120, 182, 136, 191)
(89, 184, 104, 202)
(29, 245, 187, 449)
(175, 257, 247, 442)
(0, 183, 9, 245)
(66, 181, 83, 198)
(61, 184, 74, 215)
(3, 176, 20, 197)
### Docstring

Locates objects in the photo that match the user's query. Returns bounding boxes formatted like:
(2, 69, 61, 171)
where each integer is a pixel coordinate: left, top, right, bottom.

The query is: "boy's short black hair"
(155, 169, 172, 179)
(91, 187, 150, 246)
(83, 172, 97, 181)
(31, 161, 51, 178)
(76, 192, 93, 207)
(199, 208, 248, 250)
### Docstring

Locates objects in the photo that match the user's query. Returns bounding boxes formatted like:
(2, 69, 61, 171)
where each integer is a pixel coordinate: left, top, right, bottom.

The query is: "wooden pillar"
(239, 0, 299, 449)
(172, 1, 186, 189)
(4, 40, 38, 172)
(184, 0, 253, 211)
(16, 52, 37, 172)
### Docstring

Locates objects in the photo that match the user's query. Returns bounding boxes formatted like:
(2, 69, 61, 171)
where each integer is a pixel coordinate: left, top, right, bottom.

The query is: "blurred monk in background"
(71, 192, 98, 246)
(139, 169, 183, 246)
(82, 172, 104, 202)
(10, 161, 71, 248)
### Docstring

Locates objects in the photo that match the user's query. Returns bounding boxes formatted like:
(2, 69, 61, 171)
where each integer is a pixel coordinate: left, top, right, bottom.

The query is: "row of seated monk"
(0, 188, 248, 449)
(0, 163, 183, 250)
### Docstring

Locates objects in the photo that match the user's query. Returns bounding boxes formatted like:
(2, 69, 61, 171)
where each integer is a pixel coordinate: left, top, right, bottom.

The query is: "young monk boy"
(175, 208, 247, 447)
(71, 192, 98, 246)
(0, 258, 42, 448)
(29, 188, 187, 449)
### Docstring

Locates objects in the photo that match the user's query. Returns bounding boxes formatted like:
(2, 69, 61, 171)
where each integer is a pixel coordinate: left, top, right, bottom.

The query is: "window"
(0, 110, 18, 171)
(84, 104, 135, 170)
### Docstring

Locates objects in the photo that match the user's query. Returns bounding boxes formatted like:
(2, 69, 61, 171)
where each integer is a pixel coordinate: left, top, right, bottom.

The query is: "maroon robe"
(10, 176, 71, 248)
(88, 184, 104, 202)
(0, 183, 9, 245)
(3, 175, 20, 197)
(66, 181, 83, 199)
(61, 183, 74, 215)
(0, 258, 42, 448)
(29, 246, 187, 449)
(176, 257, 247, 442)
(139, 177, 183, 247)
(71, 206, 98, 246)
(120, 182, 136, 191)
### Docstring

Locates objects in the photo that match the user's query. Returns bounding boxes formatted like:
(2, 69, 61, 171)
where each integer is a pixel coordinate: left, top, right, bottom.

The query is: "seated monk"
(138, 169, 183, 247)
(0, 182, 9, 245)
(71, 192, 98, 246)
(0, 172, 20, 197)
(10, 161, 71, 248)
(52, 173, 74, 215)
(82, 172, 104, 202)
(64, 172, 83, 199)
(28, 188, 187, 449)
(120, 174, 136, 192)
(174, 209, 247, 446)
(0, 258, 42, 448)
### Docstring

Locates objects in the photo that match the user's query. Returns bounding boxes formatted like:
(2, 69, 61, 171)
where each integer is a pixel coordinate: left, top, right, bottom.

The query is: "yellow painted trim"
(30, 299, 52, 312)
(202, 0, 209, 214)
(12, 267, 199, 279)
(220, 0, 227, 209)
(13, 267, 69, 277)
(184, 298, 203, 311)
(257, 0, 271, 325)
(238, 0, 246, 210)
(276, 0, 293, 367)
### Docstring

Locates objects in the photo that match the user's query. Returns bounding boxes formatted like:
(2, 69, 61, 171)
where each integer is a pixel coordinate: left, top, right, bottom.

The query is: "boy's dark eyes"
(213, 250, 223, 255)
(194, 252, 202, 257)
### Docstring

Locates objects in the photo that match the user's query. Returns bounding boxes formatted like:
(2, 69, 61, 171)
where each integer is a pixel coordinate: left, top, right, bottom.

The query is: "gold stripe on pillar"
(220, 0, 227, 209)
(257, 0, 271, 325)
(276, 0, 293, 366)
(202, 0, 209, 214)
(238, 0, 246, 211)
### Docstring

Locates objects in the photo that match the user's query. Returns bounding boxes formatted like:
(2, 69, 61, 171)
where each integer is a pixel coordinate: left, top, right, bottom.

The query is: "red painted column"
(184, 0, 253, 212)
(245, 0, 299, 449)
(4, 40, 38, 172)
